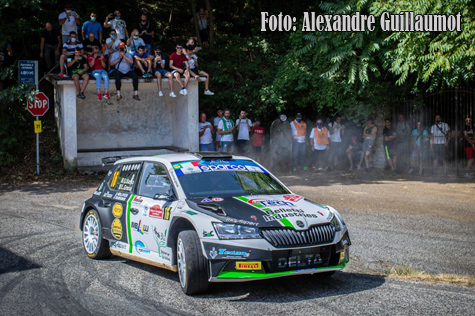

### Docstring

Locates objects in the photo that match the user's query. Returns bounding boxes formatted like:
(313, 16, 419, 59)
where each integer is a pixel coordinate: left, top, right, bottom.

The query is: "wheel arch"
(167, 216, 197, 265)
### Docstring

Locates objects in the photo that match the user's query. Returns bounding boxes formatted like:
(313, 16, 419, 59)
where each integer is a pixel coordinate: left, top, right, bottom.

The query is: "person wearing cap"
(88, 45, 110, 100)
(152, 45, 176, 97)
(136, 13, 155, 53)
(104, 10, 128, 41)
(290, 113, 308, 171)
(82, 12, 102, 43)
(110, 41, 140, 101)
(58, 3, 80, 45)
(169, 43, 190, 96)
(358, 116, 378, 172)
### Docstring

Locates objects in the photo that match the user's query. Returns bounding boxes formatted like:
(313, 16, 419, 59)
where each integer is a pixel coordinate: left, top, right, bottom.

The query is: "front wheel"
(177, 230, 209, 295)
(82, 209, 111, 259)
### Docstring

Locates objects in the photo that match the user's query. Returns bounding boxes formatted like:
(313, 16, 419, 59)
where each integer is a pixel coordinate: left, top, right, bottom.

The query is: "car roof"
(114, 153, 254, 165)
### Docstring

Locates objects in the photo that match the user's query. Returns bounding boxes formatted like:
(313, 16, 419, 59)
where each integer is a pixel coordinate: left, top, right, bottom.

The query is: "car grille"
(261, 224, 336, 248)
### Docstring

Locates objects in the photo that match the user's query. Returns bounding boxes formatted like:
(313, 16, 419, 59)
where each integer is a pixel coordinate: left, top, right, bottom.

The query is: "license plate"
(236, 262, 261, 270)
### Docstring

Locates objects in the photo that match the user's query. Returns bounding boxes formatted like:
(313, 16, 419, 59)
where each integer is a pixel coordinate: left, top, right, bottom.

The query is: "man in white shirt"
(199, 113, 215, 151)
(104, 10, 128, 41)
(309, 119, 330, 171)
(217, 109, 235, 153)
(213, 109, 224, 151)
(58, 3, 80, 45)
(430, 114, 451, 173)
(235, 110, 252, 155)
(328, 115, 345, 170)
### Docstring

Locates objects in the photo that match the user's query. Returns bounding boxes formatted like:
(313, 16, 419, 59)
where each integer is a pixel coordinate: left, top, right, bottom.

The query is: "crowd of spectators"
(41, 4, 214, 101)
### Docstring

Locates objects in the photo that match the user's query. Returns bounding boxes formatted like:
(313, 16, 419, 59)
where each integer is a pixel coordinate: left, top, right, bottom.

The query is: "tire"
(314, 271, 335, 278)
(176, 230, 209, 295)
(82, 209, 111, 259)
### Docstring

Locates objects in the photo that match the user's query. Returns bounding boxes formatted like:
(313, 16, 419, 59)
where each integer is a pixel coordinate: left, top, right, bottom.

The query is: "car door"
(131, 161, 176, 264)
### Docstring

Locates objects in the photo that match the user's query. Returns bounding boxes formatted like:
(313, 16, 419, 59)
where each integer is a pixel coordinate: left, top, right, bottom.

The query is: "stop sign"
(27, 92, 49, 116)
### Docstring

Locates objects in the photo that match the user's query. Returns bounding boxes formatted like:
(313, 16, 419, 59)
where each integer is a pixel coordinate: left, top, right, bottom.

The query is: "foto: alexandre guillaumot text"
(261, 12, 462, 32)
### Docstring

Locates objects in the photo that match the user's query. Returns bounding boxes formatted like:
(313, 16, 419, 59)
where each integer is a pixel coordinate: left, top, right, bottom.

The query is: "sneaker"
(145, 72, 153, 78)
(179, 89, 186, 95)
(169, 92, 177, 98)
(97, 93, 102, 101)
(117, 94, 122, 101)
(103, 92, 110, 100)
(59, 73, 69, 79)
(204, 89, 215, 96)
(292, 167, 297, 172)
(77, 92, 85, 99)
(464, 173, 472, 179)
(183, 88, 188, 95)
(133, 95, 141, 101)
(158, 91, 164, 97)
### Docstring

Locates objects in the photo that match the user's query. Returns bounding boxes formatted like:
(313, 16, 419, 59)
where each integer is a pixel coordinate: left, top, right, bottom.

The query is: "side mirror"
(153, 192, 175, 201)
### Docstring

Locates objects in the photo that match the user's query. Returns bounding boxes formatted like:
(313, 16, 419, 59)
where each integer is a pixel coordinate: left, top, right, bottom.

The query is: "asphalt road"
(1, 172, 474, 316)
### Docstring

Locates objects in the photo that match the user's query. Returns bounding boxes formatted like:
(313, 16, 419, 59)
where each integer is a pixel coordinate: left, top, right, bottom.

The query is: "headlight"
(328, 214, 341, 231)
(212, 223, 261, 239)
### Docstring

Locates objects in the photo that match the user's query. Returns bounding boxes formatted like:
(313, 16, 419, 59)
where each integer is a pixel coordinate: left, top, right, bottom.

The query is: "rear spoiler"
(101, 155, 142, 166)
(191, 152, 233, 160)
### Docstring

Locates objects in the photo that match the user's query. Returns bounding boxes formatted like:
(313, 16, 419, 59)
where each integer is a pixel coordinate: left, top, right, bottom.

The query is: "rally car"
(80, 152, 351, 295)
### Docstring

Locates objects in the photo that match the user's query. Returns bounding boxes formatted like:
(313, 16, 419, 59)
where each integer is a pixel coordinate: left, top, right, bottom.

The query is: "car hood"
(186, 194, 333, 230)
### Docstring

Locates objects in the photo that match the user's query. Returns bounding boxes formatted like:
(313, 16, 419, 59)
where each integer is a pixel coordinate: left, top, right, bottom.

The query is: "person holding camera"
(58, 3, 80, 45)
(58, 31, 84, 79)
(110, 42, 140, 101)
(68, 47, 89, 99)
(104, 10, 128, 42)
(152, 45, 176, 97)
(88, 45, 110, 100)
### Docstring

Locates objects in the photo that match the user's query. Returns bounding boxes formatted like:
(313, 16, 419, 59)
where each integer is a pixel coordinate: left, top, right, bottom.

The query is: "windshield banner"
(172, 160, 268, 176)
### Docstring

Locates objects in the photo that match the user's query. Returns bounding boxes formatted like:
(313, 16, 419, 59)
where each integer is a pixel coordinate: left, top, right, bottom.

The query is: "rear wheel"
(177, 230, 209, 295)
(82, 209, 111, 259)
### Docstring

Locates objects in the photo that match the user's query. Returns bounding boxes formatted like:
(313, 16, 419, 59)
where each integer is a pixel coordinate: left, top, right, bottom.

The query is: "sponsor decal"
(203, 230, 214, 238)
(114, 192, 129, 202)
(153, 227, 167, 258)
(261, 208, 320, 222)
(160, 248, 171, 261)
(283, 194, 304, 202)
(149, 205, 163, 219)
(112, 203, 123, 218)
(212, 197, 223, 202)
(132, 196, 143, 204)
(318, 211, 324, 216)
(120, 178, 134, 185)
(209, 247, 218, 259)
(110, 170, 120, 187)
(93, 182, 105, 196)
(111, 218, 122, 240)
(110, 241, 127, 250)
(131, 220, 149, 234)
(163, 206, 171, 220)
(130, 208, 139, 215)
(135, 240, 150, 254)
(278, 254, 322, 269)
(184, 210, 197, 216)
(219, 249, 250, 258)
(201, 197, 224, 203)
(222, 217, 259, 227)
(296, 220, 305, 228)
(103, 191, 113, 199)
(117, 184, 133, 192)
(251, 215, 258, 221)
(172, 160, 268, 176)
(247, 198, 295, 207)
(236, 262, 261, 270)
(201, 198, 213, 203)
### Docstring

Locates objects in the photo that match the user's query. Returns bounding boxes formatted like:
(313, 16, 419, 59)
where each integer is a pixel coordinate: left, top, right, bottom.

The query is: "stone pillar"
(55, 83, 78, 171)
(172, 82, 199, 151)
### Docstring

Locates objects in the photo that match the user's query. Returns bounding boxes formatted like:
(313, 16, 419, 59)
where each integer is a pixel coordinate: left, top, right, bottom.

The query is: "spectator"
(395, 113, 411, 171)
(82, 12, 102, 43)
(235, 110, 252, 154)
(104, 10, 128, 41)
(67, 47, 89, 99)
(430, 114, 451, 174)
(383, 119, 397, 172)
(58, 3, 80, 45)
(58, 31, 84, 78)
(186, 37, 202, 53)
(169, 44, 190, 96)
(83, 32, 101, 56)
(347, 136, 363, 171)
(136, 13, 155, 53)
(199, 113, 215, 151)
(194, 7, 209, 48)
(133, 45, 153, 78)
(358, 116, 377, 172)
(217, 109, 235, 153)
(213, 109, 224, 151)
(105, 30, 120, 63)
(185, 45, 214, 95)
(328, 115, 345, 170)
(408, 121, 429, 175)
(462, 117, 474, 178)
(152, 45, 175, 97)
(127, 29, 145, 54)
(110, 42, 140, 101)
(309, 119, 330, 171)
(252, 118, 265, 160)
(40, 22, 61, 72)
(290, 113, 308, 172)
(270, 114, 292, 172)
(88, 45, 110, 100)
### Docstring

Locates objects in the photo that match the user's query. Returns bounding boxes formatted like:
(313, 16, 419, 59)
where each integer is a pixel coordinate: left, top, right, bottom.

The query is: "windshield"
(172, 160, 290, 198)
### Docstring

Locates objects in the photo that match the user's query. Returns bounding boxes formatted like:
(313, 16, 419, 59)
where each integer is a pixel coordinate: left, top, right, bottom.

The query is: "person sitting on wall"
(185, 45, 214, 96)
(68, 47, 89, 99)
(88, 45, 110, 100)
(133, 45, 153, 78)
(169, 43, 190, 96)
(83, 32, 101, 56)
(58, 31, 84, 79)
(110, 42, 140, 101)
(152, 45, 176, 98)
(127, 29, 145, 54)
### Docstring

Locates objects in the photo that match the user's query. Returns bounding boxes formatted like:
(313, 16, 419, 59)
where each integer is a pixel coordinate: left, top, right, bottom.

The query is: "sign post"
(18, 60, 38, 85)
(27, 92, 49, 175)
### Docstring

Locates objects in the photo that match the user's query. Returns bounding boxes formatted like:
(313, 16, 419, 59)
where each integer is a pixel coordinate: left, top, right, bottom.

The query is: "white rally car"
(80, 152, 351, 294)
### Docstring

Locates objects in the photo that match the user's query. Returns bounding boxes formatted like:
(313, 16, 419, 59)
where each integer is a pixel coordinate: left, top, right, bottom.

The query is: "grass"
(385, 265, 475, 287)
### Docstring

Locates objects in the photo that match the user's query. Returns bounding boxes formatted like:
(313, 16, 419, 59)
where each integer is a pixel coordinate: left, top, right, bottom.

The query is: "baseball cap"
(296, 113, 302, 118)
(118, 42, 126, 48)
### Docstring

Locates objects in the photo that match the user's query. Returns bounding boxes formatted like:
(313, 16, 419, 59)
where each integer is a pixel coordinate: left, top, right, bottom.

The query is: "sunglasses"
(176, 47, 182, 49)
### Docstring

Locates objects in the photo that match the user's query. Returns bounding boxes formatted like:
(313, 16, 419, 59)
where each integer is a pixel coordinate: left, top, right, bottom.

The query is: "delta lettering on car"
(80, 153, 350, 295)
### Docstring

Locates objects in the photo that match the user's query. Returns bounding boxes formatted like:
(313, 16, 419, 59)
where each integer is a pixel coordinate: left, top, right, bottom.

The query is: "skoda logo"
(296, 220, 305, 228)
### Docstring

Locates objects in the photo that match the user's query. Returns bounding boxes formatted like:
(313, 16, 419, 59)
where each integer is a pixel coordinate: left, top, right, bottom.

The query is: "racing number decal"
(110, 170, 120, 188)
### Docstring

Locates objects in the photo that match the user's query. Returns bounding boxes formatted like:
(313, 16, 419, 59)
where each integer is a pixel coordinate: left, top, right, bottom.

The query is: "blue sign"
(18, 60, 38, 86)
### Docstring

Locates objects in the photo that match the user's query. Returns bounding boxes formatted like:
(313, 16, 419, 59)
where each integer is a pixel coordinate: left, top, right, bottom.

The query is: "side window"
(110, 163, 141, 192)
(138, 162, 172, 198)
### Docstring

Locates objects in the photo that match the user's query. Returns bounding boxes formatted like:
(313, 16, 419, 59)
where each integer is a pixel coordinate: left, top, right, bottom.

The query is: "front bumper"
(203, 231, 351, 282)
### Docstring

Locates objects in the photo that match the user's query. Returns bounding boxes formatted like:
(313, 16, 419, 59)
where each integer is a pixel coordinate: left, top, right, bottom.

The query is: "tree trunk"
(190, 0, 202, 47)
(205, 0, 214, 50)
